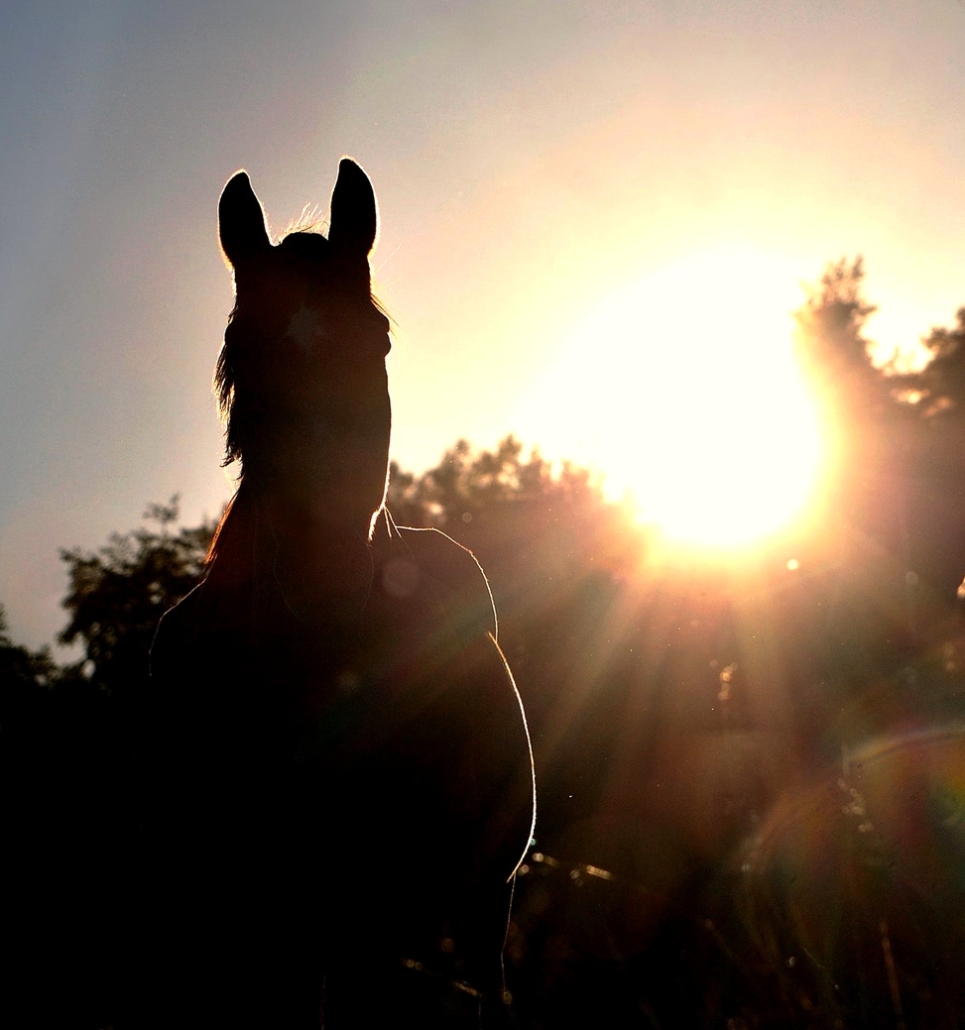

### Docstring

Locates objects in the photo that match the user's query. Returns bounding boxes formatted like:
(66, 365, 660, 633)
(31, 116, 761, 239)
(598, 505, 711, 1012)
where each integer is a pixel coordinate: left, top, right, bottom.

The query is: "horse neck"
(206, 476, 377, 630)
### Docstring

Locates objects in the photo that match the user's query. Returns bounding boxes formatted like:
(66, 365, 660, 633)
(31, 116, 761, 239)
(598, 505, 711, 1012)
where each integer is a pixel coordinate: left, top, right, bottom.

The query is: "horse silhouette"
(145, 159, 535, 1028)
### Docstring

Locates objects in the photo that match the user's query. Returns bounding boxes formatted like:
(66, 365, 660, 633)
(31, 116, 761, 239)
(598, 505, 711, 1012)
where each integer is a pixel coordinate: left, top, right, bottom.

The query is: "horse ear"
(328, 158, 378, 259)
(219, 171, 271, 267)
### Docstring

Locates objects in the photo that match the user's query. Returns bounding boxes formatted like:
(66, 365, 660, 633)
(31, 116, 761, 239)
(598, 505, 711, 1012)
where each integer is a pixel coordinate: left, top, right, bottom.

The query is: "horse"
(144, 159, 535, 1028)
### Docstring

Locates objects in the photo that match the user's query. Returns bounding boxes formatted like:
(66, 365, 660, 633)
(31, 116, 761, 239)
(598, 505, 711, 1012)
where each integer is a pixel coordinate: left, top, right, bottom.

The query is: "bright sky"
(3, 0, 965, 647)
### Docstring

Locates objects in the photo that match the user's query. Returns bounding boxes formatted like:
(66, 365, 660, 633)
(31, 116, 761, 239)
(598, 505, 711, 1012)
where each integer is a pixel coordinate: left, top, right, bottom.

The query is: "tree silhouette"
(0, 604, 58, 694)
(794, 257, 965, 600)
(58, 496, 214, 697)
(794, 257, 888, 421)
(913, 306, 965, 422)
(2, 503, 216, 1028)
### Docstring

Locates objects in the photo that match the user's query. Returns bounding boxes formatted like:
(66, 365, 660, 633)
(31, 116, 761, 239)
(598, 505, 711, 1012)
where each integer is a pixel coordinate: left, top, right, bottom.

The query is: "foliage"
(0, 603, 58, 693)
(794, 257, 965, 598)
(796, 260, 965, 432)
(388, 435, 642, 604)
(57, 496, 214, 696)
(912, 305, 965, 422)
(388, 435, 601, 528)
(794, 256, 887, 418)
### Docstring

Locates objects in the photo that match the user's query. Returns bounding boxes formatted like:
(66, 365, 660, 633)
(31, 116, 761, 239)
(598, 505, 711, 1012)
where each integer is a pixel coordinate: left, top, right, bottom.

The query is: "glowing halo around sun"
(514, 245, 827, 549)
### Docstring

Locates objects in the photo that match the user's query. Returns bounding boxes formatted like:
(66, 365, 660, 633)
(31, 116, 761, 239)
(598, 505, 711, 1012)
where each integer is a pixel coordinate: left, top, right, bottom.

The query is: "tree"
(793, 258, 965, 598)
(794, 256, 889, 422)
(909, 306, 965, 423)
(58, 497, 214, 697)
(387, 435, 643, 614)
(0, 603, 58, 694)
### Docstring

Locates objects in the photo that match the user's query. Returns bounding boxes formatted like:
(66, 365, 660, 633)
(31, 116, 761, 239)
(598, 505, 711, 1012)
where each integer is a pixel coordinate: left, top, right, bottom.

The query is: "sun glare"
(515, 245, 826, 549)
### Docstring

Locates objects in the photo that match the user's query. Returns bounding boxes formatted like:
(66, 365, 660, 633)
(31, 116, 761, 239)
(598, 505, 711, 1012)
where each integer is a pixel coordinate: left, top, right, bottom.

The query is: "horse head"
(210, 160, 392, 618)
(216, 159, 392, 544)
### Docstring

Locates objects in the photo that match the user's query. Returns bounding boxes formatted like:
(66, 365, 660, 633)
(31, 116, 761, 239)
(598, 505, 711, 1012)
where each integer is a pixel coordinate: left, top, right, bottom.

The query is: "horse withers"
(144, 160, 535, 1028)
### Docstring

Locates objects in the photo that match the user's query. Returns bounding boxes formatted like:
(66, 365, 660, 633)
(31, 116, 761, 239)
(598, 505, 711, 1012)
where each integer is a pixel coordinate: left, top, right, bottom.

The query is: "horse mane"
(214, 229, 333, 468)
(205, 478, 254, 568)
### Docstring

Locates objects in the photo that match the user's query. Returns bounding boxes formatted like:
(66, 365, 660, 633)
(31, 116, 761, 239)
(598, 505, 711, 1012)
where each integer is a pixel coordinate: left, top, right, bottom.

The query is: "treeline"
(5, 259, 965, 1027)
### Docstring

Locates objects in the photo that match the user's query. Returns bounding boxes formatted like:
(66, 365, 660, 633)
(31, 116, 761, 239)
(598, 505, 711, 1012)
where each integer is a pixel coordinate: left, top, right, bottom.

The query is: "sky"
(3, 0, 965, 648)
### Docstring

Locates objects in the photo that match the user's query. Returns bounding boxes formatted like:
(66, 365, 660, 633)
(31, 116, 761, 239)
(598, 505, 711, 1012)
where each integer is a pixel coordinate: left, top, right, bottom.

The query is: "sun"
(514, 245, 826, 548)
